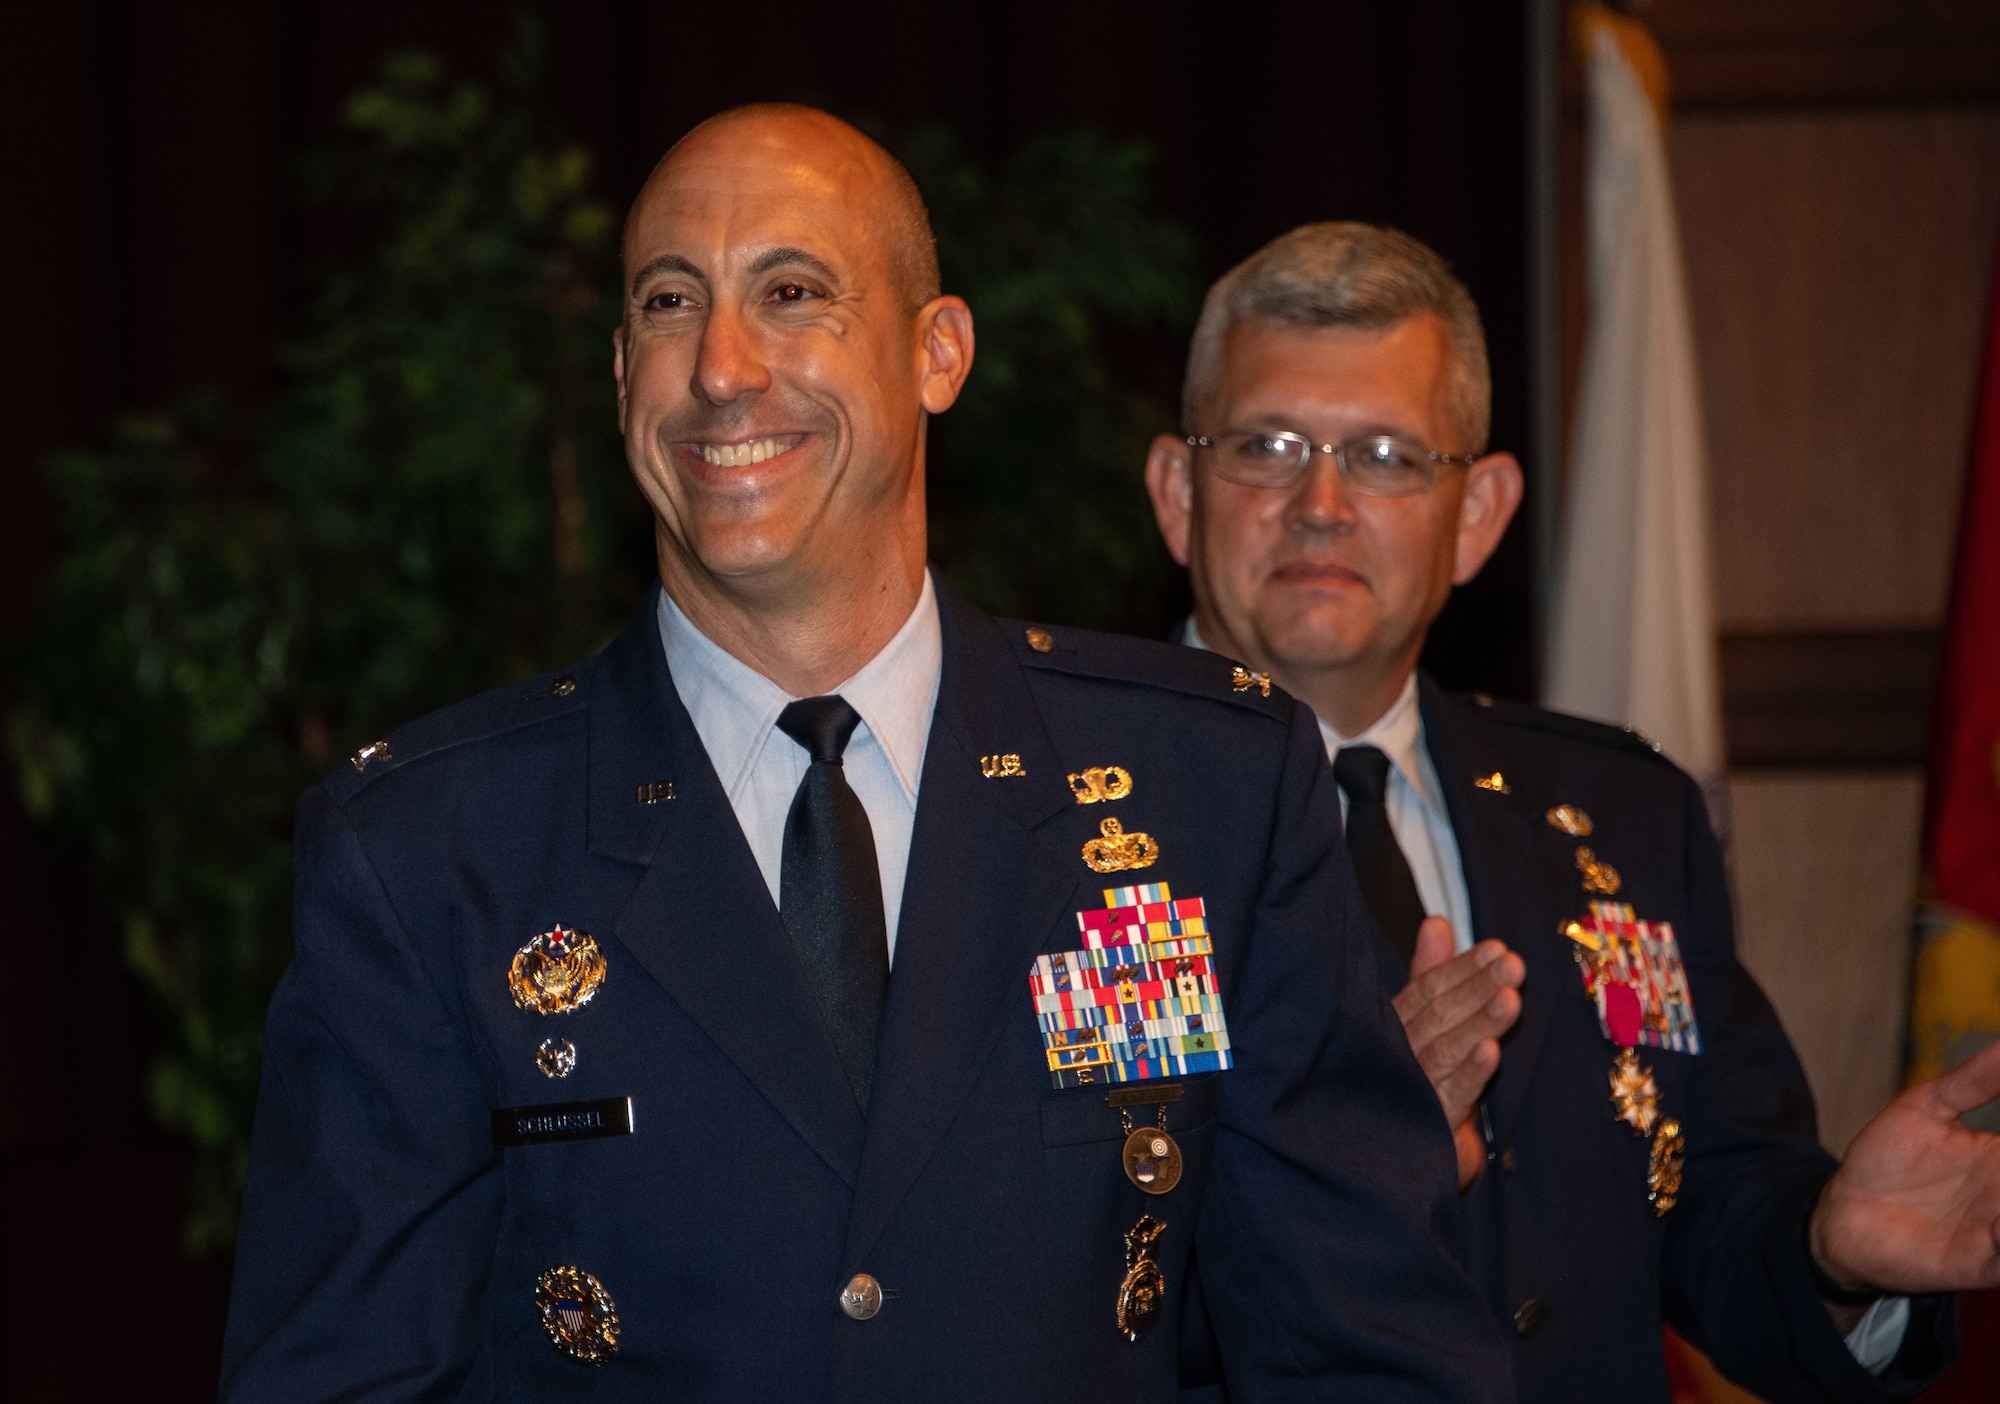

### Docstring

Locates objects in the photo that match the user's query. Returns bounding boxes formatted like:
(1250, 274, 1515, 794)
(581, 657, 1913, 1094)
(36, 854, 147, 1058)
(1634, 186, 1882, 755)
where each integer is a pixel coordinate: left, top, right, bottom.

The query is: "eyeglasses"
(1185, 430, 1477, 497)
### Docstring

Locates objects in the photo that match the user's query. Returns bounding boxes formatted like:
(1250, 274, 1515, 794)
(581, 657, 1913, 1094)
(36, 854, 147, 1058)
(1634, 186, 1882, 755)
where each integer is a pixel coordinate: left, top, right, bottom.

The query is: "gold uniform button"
(1024, 626, 1054, 653)
(1513, 1297, 1547, 1338)
(839, 1272, 883, 1320)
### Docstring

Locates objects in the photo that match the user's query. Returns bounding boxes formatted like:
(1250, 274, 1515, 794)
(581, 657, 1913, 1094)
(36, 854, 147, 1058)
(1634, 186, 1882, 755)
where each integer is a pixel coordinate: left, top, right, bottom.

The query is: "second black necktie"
(1333, 744, 1426, 970)
(776, 695, 891, 1111)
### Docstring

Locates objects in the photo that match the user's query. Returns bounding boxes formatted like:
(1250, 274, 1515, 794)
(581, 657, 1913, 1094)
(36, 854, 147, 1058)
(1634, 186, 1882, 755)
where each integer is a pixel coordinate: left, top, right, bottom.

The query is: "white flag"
(1545, 19, 1724, 790)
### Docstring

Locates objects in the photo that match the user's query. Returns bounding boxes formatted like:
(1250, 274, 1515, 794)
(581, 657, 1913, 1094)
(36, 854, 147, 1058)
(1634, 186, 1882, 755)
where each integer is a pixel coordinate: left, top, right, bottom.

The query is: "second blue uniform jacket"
(1427, 680, 1957, 1404)
(219, 582, 1513, 1402)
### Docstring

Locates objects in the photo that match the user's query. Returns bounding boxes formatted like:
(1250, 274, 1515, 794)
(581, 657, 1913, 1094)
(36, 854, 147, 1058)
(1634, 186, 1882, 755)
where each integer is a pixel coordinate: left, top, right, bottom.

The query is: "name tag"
(491, 1096, 634, 1149)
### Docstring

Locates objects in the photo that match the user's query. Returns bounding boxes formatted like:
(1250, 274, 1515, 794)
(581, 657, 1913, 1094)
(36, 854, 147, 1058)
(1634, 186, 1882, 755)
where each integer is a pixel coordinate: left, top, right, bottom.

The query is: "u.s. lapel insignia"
(981, 753, 1027, 778)
(1083, 816, 1158, 873)
(1546, 804, 1593, 836)
(1575, 845, 1622, 895)
(1473, 771, 1511, 794)
(1116, 1214, 1168, 1342)
(1068, 766, 1133, 803)
(510, 925, 607, 1014)
(1647, 1118, 1685, 1216)
(1230, 665, 1271, 696)
(535, 1264, 619, 1365)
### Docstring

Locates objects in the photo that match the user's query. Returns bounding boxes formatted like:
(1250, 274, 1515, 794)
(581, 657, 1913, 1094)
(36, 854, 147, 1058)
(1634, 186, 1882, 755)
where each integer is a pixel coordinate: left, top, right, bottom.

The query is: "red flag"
(1913, 229, 2000, 1404)
(1927, 239, 2000, 927)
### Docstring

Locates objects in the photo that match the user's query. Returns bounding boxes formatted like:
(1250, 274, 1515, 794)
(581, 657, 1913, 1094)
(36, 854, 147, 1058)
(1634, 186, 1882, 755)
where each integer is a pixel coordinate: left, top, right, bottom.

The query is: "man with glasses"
(1147, 223, 1998, 1402)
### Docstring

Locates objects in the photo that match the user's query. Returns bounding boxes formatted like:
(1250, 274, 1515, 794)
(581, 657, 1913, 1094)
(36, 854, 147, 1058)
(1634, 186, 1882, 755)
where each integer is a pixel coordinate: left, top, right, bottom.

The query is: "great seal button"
(839, 1272, 883, 1320)
(1513, 1297, 1546, 1338)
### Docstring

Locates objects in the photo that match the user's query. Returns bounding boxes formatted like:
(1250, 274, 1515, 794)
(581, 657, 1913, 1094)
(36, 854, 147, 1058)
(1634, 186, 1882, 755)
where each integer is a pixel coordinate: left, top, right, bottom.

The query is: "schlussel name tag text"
(491, 1096, 634, 1149)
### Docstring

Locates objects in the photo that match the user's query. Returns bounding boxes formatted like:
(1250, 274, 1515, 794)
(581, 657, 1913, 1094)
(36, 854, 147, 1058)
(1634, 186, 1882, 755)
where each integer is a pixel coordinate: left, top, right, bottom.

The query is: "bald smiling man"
(219, 107, 1511, 1401)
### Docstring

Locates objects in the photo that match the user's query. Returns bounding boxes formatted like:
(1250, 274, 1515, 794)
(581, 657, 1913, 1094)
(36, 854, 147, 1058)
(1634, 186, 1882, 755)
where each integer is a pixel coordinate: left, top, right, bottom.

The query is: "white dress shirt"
(657, 573, 942, 962)
(1315, 673, 1478, 955)
(1179, 618, 1906, 1371)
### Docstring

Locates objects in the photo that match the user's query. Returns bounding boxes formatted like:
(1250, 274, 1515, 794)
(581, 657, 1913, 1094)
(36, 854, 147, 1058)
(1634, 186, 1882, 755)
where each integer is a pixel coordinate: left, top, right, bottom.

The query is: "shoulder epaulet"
(1003, 619, 1295, 723)
(1459, 690, 1679, 767)
(319, 662, 591, 804)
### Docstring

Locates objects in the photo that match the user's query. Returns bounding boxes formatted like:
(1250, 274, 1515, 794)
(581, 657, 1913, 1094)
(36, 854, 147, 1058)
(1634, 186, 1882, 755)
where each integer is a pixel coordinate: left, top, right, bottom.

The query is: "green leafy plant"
(9, 49, 1198, 1253)
(907, 126, 1200, 631)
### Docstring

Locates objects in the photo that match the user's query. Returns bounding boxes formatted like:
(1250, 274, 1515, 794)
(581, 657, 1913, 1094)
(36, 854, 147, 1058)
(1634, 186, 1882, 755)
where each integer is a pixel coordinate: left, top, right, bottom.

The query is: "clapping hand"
(1811, 1038, 2000, 1302)
(1393, 916, 1527, 1190)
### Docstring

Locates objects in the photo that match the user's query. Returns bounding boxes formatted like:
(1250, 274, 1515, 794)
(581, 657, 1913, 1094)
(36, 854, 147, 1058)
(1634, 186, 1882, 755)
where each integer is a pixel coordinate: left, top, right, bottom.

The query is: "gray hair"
(1182, 222, 1491, 454)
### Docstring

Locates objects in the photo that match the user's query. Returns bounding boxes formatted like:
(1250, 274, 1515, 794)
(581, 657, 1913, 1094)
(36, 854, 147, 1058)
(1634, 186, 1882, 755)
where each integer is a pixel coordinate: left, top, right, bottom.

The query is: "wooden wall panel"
(1671, 107, 2000, 630)
(1727, 771, 1923, 1153)
(1648, 0, 2000, 108)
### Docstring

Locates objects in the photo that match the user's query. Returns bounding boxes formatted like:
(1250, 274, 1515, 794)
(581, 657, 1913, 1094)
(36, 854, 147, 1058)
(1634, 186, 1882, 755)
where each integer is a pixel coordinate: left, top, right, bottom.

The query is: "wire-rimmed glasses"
(1185, 430, 1477, 497)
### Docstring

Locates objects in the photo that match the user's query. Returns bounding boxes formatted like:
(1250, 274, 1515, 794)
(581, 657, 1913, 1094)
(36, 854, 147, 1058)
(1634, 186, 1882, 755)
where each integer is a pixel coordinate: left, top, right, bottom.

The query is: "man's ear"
(917, 296, 976, 414)
(1144, 433, 1195, 567)
(613, 324, 629, 434)
(1451, 451, 1525, 586)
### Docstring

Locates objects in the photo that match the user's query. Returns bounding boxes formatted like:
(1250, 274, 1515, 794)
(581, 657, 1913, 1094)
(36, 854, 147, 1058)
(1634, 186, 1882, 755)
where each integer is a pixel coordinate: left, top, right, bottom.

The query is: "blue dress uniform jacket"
(219, 583, 1513, 1404)
(1418, 679, 1958, 1403)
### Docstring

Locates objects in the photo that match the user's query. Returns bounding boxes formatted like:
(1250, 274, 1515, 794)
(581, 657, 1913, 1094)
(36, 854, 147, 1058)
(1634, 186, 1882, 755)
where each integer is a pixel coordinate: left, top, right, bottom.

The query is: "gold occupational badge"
(1082, 817, 1159, 874)
(1575, 846, 1622, 895)
(1473, 771, 1511, 794)
(1609, 1047, 1661, 1137)
(1546, 804, 1593, 837)
(535, 1264, 619, 1365)
(1115, 1215, 1168, 1342)
(510, 926, 607, 1015)
(1647, 1118, 1685, 1216)
(1068, 766, 1134, 804)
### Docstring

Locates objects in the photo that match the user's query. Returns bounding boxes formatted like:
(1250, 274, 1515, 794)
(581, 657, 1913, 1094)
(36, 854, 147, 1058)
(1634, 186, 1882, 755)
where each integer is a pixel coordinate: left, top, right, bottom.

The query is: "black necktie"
(776, 696, 891, 1111)
(1333, 744, 1426, 969)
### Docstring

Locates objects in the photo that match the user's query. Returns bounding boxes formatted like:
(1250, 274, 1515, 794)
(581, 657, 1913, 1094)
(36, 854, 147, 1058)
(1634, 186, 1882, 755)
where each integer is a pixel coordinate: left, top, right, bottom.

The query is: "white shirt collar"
(1318, 672, 1448, 824)
(657, 572, 942, 804)
(1181, 616, 1446, 824)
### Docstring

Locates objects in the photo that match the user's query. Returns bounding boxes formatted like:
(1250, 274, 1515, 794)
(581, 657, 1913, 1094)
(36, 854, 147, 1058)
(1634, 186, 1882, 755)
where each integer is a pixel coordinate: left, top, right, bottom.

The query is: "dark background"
(0, 2, 1535, 1397)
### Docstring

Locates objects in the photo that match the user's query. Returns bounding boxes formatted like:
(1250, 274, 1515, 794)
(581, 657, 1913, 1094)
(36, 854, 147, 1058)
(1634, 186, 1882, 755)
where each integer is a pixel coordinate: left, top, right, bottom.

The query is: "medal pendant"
(1609, 1046, 1660, 1137)
(1121, 1127, 1183, 1195)
(1116, 1214, 1168, 1342)
(1647, 1118, 1685, 1216)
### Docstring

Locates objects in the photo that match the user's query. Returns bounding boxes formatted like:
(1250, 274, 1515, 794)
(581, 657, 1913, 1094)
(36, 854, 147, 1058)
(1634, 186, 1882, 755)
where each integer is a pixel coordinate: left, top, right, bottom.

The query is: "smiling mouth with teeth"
(695, 435, 805, 467)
